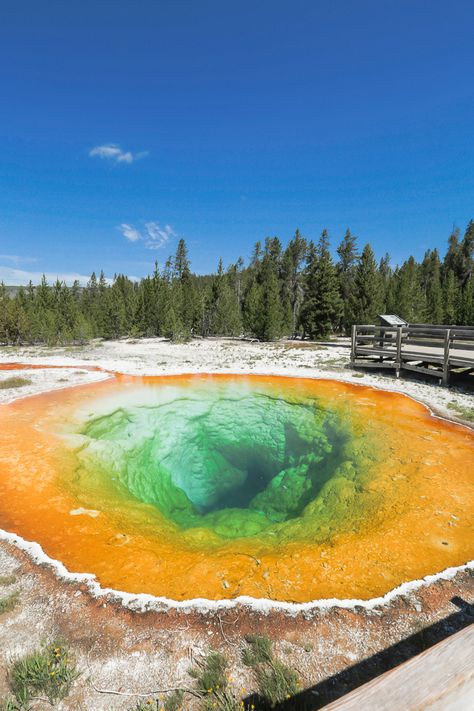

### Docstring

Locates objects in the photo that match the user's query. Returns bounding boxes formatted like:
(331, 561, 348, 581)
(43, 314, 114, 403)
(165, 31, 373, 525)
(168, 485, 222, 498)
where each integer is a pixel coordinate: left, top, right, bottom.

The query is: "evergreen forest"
(1, 221, 473, 345)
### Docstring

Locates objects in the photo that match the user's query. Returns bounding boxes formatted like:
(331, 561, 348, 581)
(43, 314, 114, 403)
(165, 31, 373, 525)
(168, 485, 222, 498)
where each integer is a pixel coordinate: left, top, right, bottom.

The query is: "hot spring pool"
(0, 372, 472, 603)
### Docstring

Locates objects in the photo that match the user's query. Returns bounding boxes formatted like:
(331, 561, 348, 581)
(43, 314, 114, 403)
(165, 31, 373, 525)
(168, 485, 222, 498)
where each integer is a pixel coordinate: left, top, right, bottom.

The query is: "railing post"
(351, 325, 356, 365)
(442, 328, 451, 386)
(395, 327, 403, 377)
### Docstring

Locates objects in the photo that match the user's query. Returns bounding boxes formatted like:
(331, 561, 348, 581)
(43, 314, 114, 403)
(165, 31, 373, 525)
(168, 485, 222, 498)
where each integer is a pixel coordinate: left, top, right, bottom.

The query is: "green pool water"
(73, 382, 380, 540)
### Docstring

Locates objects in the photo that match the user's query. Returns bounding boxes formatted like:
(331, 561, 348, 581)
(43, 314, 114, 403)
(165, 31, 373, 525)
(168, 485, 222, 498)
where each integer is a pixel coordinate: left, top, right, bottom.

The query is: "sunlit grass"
(447, 401, 474, 422)
(8, 641, 78, 707)
(242, 635, 273, 667)
(190, 650, 228, 696)
(0, 575, 17, 585)
(242, 635, 300, 708)
(0, 592, 19, 615)
(0, 377, 32, 390)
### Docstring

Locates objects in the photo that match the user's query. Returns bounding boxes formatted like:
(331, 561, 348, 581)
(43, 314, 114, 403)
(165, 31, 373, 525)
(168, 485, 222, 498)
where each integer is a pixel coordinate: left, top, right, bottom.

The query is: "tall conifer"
(300, 230, 342, 338)
(350, 244, 382, 324)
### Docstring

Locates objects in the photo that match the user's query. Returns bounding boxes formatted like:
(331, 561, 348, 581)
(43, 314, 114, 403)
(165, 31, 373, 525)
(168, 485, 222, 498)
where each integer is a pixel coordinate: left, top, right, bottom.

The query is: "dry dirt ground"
(0, 338, 473, 710)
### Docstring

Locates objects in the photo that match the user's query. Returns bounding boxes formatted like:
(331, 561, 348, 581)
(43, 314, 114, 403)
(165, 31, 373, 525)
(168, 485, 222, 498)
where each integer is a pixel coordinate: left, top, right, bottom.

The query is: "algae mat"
(0, 372, 472, 602)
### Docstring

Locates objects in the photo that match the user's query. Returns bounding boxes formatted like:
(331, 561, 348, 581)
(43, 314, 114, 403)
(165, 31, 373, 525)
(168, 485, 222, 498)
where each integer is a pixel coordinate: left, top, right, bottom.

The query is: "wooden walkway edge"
(322, 622, 474, 710)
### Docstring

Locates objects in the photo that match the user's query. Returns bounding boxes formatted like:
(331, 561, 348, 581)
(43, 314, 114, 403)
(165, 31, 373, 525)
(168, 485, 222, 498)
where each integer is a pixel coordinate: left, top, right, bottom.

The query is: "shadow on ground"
(244, 596, 474, 710)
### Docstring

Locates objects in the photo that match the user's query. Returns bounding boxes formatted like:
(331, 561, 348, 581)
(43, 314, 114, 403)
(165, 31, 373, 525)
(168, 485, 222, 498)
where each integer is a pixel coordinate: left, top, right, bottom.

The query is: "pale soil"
(1, 336, 473, 419)
(0, 337, 473, 709)
(0, 542, 472, 710)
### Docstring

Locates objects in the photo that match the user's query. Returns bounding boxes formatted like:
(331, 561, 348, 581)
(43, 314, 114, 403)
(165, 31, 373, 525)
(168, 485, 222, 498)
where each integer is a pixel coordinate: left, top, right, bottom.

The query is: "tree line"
(1, 220, 473, 345)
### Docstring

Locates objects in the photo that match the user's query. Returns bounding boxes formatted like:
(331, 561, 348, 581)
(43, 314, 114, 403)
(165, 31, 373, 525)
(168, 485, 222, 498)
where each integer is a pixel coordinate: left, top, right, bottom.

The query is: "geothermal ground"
(0, 337, 473, 710)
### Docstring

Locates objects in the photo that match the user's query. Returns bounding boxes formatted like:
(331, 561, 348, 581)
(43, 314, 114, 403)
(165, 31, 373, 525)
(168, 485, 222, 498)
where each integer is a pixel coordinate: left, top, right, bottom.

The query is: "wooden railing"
(350, 324, 474, 384)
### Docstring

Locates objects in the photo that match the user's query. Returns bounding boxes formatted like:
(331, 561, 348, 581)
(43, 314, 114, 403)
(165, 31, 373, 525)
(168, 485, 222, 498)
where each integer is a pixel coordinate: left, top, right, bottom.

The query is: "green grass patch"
(201, 689, 242, 710)
(242, 635, 273, 667)
(447, 401, 474, 422)
(242, 635, 300, 708)
(0, 592, 19, 615)
(255, 659, 299, 707)
(190, 650, 228, 696)
(128, 692, 184, 711)
(0, 575, 17, 585)
(0, 377, 32, 390)
(8, 641, 78, 707)
(188, 650, 249, 710)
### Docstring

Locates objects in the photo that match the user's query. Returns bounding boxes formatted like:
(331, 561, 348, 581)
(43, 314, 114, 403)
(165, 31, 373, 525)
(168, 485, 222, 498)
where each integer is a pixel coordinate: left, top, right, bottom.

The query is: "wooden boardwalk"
(322, 622, 474, 710)
(351, 324, 474, 385)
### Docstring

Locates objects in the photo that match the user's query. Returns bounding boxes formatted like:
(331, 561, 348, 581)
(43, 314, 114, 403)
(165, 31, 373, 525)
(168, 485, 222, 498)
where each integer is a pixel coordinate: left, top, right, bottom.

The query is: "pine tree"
(227, 257, 244, 307)
(336, 229, 359, 333)
(2, 220, 473, 345)
(243, 278, 263, 337)
(6, 301, 23, 343)
(0, 282, 8, 343)
(378, 253, 392, 313)
(443, 227, 461, 279)
(92, 270, 109, 336)
(150, 260, 162, 335)
(172, 239, 195, 338)
(105, 279, 126, 338)
(444, 269, 459, 324)
(36, 274, 51, 311)
(280, 229, 307, 336)
(461, 276, 474, 325)
(133, 277, 155, 337)
(174, 239, 189, 280)
(161, 293, 185, 341)
(459, 220, 474, 284)
(260, 254, 284, 340)
(457, 221, 474, 323)
(210, 259, 242, 336)
(243, 241, 264, 337)
(350, 244, 382, 324)
(300, 230, 342, 339)
(395, 256, 427, 322)
(424, 250, 443, 324)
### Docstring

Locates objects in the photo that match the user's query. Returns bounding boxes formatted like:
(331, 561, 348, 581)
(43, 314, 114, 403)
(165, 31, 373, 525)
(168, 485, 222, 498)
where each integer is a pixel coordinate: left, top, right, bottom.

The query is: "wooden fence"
(350, 324, 474, 385)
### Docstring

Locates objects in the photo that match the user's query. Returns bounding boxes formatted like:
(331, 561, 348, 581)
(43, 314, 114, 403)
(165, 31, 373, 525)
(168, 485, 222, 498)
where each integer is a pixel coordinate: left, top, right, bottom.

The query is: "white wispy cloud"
(144, 222, 176, 249)
(0, 265, 111, 287)
(118, 221, 177, 249)
(0, 254, 38, 265)
(118, 223, 141, 242)
(89, 143, 148, 164)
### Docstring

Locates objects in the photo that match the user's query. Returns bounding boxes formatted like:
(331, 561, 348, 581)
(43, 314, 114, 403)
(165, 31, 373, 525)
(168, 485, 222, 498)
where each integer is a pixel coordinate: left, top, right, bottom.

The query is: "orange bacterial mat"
(0, 369, 472, 603)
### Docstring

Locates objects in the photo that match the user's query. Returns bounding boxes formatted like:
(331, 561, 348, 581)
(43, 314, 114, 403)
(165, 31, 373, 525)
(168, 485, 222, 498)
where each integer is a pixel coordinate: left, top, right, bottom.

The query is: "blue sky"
(0, 0, 473, 284)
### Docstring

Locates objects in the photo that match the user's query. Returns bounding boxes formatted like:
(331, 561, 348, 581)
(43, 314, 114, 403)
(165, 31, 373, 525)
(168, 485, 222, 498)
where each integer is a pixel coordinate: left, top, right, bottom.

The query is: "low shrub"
(0, 575, 17, 585)
(0, 592, 19, 615)
(128, 690, 185, 711)
(447, 401, 474, 422)
(8, 641, 78, 707)
(190, 650, 228, 696)
(0, 378, 32, 390)
(255, 659, 299, 707)
(242, 635, 273, 667)
(242, 635, 299, 708)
